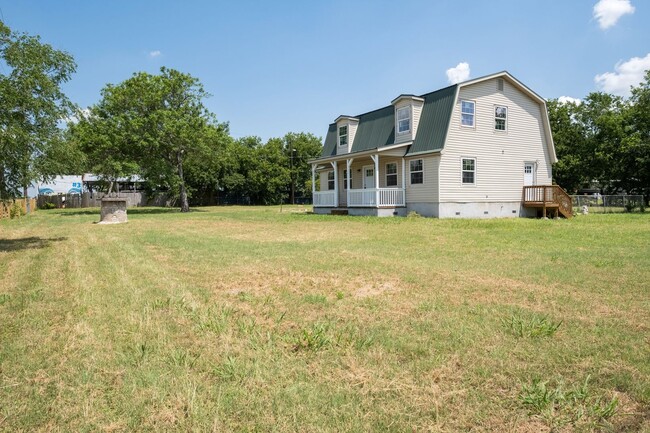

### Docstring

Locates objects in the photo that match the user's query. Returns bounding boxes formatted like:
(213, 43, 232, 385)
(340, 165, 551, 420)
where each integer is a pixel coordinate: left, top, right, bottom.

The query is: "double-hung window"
(397, 106, 411, 134)
(461, 100, 475, 127)
(386, 162, 398, 187)
(343, 169, 349, 189)
(328, 171, 335, 190)
(495, 106, 507, 131)
(338, 125, 348, 147)
(410, 159, 423, 184)
(462, 158, 476, 185)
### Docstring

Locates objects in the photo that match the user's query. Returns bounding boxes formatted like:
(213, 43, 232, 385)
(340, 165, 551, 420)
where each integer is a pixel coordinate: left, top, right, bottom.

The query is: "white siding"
(439, 78, 552, 203)
(393, 99, 424, 144)
(405, 154, 440, 203)
(335, 120, 359, 155)
(411, 101, 424, 140)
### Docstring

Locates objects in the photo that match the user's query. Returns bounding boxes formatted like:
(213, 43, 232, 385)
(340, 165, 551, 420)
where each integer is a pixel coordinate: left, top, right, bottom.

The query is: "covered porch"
(311, 148, 408, 210)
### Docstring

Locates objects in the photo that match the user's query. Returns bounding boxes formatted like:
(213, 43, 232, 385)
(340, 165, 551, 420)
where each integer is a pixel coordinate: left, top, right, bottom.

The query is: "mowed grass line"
(0, 207, 649, 432)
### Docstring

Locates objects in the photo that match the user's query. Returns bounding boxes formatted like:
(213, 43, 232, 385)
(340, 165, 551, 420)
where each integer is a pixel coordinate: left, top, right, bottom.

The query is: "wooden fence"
(0, 198, 38, 219)
(37, 192, 170, 209)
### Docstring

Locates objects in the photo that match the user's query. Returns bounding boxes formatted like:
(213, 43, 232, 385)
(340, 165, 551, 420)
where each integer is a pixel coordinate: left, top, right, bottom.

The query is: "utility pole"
(290, 144, 295, 205)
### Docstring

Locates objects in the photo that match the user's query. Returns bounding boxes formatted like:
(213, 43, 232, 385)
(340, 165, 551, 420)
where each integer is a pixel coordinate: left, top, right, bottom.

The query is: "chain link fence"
(571, 195, 646, 214)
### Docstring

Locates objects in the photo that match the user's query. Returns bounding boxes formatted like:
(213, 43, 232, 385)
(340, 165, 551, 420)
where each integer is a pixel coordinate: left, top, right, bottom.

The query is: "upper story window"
(386, 162, 398, 187)
(495, 106, 507, 131)
(461, 100, 475, 127)
(397, 106, 411, 134)
(338, 125, 348, 147)
(328, 171, 335, 190)
(410, 159, 423, 184)
(462, 158, 476, 185)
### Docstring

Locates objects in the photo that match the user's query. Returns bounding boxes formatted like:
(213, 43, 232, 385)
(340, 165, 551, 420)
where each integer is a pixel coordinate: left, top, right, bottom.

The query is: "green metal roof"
(350, 105, 395, 153)
(408, 84, 457, 155)
(321, 123, 338, 157)
(321, 84, 458, 158)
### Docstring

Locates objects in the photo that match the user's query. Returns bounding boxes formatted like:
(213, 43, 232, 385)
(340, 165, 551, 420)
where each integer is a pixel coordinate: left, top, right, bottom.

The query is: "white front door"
(363, 166, 375, 189)
(524, 163, 535, 186)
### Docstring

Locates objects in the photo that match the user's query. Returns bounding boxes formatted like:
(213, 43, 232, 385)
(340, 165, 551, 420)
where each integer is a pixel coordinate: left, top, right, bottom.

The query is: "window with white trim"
(386, 162, 397, 187)
(397, 106, 411, 134)
(410, 159, 423, 184)
(495, 106, 507, 131)
(327, 171, 335, 190)
(462, 158, 476, 185)
(338, 125, 348, 147)
(343, 169, 349, 190)
(461, 100, 475, 127)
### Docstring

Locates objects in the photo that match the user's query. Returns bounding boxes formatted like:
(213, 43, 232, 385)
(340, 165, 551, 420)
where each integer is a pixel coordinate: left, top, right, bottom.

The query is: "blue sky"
(3, 0, 649, 141)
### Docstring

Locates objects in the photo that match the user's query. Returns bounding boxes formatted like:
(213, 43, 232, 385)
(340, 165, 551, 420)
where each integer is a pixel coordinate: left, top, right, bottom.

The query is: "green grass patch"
(0, 207, 648, 431)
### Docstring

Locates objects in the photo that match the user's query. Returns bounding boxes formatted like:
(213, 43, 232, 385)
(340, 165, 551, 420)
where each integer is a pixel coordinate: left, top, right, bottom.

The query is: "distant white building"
(37, 174, 144, 196)
(37, 175, 83, 195)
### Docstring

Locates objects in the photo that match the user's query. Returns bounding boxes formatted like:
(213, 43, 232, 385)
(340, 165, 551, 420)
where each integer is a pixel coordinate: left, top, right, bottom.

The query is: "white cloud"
(594, 53, 650, 96)
(593, 0, 635, 30)
(446, 62, 470, 85)
(558, 96, 582, 105)
(64, 107, 92, 124)
(149, 50, 162, 58)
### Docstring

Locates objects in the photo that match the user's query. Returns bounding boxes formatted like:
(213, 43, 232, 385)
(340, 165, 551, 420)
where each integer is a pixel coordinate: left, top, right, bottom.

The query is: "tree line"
(0, 22, 322, 212)
(548, 72, 650, 200)
(1, 21, 648, 212)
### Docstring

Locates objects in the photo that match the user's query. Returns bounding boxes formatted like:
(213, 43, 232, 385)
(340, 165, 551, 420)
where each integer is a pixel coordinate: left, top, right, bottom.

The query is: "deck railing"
(523, 185, 572, 218)
(348, 188, 405, 207)
(313, 191, 336, 207)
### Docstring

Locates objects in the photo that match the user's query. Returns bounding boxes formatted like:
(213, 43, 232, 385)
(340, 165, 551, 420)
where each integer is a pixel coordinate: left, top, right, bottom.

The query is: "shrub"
(9, 202, 23, 219)
(40, 202, 57, 210)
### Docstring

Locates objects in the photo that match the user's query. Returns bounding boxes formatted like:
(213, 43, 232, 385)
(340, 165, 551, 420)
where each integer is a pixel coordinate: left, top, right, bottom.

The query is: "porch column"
(311, 164, 316, 196)
(330, 161, 339, 208)
(402, 158, 406, 206)
(371, 154, 379, 206)
(346, 158, 354, 206)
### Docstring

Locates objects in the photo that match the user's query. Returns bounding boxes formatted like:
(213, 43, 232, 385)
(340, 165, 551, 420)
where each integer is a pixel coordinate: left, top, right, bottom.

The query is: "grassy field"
(0, 207, 648, 432)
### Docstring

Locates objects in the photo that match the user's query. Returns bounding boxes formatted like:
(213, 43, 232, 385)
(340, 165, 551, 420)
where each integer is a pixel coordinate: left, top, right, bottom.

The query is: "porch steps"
(522, 185, 573, 218)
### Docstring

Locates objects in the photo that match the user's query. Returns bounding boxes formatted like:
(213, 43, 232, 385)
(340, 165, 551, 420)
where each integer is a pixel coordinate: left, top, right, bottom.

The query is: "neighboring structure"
(310, 71, 571, 218)
(37, 174, 144, 196)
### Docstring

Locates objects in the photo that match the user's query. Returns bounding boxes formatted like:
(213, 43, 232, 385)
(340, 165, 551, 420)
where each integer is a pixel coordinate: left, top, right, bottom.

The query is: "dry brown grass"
(0, 206, 648, 432)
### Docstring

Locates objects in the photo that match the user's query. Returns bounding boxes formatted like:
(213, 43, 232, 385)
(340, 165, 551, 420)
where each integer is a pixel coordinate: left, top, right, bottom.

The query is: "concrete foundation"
(315, 201, 534, 219)
(99, 197, 128, 224)
(313, 207, 406, 217)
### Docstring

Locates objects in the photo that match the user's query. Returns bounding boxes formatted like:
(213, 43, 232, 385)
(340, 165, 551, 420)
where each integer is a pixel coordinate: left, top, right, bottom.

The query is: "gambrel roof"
(318, 71, 556, 163)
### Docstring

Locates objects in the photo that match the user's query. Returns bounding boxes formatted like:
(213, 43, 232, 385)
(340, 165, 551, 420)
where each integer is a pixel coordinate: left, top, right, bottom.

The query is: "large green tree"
(75, 67, 226, 212)
(548, 73, 650, 201)
(0, 21, 76, 205)
(283, 132, 322, 202)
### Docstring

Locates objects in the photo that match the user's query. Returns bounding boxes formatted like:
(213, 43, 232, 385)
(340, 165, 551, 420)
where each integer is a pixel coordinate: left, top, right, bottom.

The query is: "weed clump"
(502, 312, 562, 338)
(520, 376, 618, 430)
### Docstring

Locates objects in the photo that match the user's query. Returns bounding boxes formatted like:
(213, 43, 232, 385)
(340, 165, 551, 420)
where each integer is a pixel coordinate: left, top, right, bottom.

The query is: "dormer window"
(397, 106, 411, 134)
(338, 125, 348, 147)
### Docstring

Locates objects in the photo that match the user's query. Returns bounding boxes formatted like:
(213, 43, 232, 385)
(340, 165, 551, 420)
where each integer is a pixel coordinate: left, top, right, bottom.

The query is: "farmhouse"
(310, 71, 571, 218)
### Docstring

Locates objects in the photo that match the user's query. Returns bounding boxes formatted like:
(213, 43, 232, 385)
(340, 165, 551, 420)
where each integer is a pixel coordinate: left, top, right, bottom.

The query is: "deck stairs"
(523, 185, 573, 218)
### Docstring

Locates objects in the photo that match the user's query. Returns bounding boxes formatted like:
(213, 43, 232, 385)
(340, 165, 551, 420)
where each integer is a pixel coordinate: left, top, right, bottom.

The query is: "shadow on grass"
(0, 236, 67, 252)
(55, 207, 207, 217)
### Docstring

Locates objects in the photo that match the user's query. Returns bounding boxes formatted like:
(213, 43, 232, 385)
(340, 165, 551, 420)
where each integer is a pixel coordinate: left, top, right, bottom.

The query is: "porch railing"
(313, 191, 336, 207)
(523, 185, 573, 218)
(348, 188, 405, 207)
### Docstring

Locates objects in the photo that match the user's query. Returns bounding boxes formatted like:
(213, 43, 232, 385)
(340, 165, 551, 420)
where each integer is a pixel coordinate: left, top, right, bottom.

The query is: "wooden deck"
(523, 185, 573, 218)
